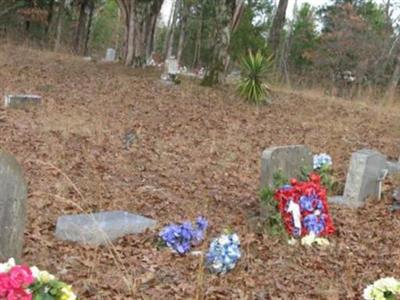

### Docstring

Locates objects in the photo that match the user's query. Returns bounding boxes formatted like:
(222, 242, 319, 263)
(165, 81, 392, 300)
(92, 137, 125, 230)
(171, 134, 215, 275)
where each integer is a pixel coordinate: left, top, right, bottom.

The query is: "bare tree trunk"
(54, 0, 66, 51)
(268, 0, 289, 56)
(74, 0, 88, 55)
(45, 0, 55, 36)
(84, 0, 95, 57)
(191, 0, 205, 68)
(202, 0, 245, 86)
(177, 1, 188, 65)
(163, 0, 176, 58)
(387, 52, 400, 100)
(166, 0, 180, 58)
(118, 0, 163, 67)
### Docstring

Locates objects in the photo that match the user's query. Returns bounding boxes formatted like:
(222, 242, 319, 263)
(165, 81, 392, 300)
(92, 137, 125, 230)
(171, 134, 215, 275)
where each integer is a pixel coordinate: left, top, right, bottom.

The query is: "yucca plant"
(237, 51, 273, 104)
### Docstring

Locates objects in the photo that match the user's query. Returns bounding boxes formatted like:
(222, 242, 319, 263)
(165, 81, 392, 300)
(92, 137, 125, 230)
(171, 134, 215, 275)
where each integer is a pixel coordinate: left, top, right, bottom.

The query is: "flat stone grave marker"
(4, 95, 41, 109)
(105, 48, 116, 61)
(330, 149, 387, 207)
(261, 145, 313, 189)
(55, 211, 157, 245)
(0, 151, 27, 260)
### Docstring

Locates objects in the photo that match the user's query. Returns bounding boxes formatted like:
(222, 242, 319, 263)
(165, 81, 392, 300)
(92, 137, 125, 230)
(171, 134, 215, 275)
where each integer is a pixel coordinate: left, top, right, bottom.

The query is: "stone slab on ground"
(4, 95, 41, 108)
(260, 145, 312, 189)
(55, 211, 157, 245)
(0, 151, 27, 260)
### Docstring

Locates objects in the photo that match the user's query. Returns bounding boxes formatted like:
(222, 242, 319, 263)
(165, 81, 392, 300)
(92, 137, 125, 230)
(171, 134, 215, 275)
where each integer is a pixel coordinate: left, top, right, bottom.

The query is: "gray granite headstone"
(386, 160, 400, 175)
(4, 95, 41, 109)
(260, 145, 313, 189)
(55, 211, 157, 245)
(332, 149, 387, 207)
(0, 151, 27, 260)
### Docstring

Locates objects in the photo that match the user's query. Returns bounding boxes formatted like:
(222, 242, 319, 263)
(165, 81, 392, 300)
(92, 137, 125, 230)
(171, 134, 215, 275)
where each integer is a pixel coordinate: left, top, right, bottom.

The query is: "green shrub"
(237, 51, 272, 104)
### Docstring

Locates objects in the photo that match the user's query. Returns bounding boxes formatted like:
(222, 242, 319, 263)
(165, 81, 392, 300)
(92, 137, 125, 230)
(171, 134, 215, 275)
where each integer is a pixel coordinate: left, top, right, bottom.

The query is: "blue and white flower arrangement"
(206, 233, 241, 274)
(159, 216, 208, 255)
(313, 153, 332, 170)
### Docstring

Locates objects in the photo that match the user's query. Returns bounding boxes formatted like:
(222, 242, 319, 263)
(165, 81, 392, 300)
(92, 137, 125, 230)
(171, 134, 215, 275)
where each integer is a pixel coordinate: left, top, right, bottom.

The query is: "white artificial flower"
(30, 266, 40, 279)
(61, 286, 77, 300)
(363, 285, 374, 300)
(0, 258, 16, 273)
(231, 234, 240, 245)
(218, 235, 230, 246)
(288, 237, 298, 245)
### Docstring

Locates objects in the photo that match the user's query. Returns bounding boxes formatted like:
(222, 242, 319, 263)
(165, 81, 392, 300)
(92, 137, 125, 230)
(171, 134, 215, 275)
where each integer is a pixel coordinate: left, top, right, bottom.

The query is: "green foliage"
(237, 51, 272, 104)
(300, 165, 336, 194)
(30, 279, 71, 300)
(260, 171, 288, 236)
(91, 0, 120, 55)
(289, 3, 319, 71)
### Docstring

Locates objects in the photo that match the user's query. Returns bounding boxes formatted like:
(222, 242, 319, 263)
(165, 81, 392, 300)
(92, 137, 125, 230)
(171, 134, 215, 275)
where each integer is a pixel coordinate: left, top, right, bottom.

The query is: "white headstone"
(105, 48, 116, 61)
(166, 57, 178, 75)
(4, 95, 41, 109)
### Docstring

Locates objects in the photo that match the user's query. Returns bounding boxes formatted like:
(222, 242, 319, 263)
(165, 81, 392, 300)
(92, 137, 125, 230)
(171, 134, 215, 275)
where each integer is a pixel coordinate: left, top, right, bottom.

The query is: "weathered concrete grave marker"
(329, 149, 387, 207)
(260, 145, 312, 219)
(55, 211, 157, 245)
(161, 57, 179, 84)
(261, 145, 313, 189)
(105, 48, 116, 62)
(4, 95, 41, 109)
(0, 151, 27, 260)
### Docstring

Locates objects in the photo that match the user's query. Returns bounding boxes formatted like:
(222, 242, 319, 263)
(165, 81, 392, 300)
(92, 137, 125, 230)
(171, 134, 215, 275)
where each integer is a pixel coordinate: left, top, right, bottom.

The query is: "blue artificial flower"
(313, 153, 332, 170)
(303, 214, 326, 235)
(300, 195, 314, 212)
(159, 217, 208, 254)
(206, 233, 241, 274)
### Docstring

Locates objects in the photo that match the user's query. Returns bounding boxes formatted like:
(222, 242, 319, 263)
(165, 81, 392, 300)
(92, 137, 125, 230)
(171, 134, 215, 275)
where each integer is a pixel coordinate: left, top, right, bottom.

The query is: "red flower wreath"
(274, 173, 335, 237)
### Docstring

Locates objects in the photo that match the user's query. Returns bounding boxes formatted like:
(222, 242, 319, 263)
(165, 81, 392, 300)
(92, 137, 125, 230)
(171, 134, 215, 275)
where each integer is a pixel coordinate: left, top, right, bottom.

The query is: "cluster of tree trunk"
(117, 0, 163, 67)
(201, 0, 244, 86)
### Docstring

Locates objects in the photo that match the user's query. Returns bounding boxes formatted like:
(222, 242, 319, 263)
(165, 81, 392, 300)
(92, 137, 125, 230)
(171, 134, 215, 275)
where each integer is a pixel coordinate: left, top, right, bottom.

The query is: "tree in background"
(289, 3, 319, 74)
(201, 0, 245, 86)
(267, 0, 288, 58)
(117, 0, 163, 67)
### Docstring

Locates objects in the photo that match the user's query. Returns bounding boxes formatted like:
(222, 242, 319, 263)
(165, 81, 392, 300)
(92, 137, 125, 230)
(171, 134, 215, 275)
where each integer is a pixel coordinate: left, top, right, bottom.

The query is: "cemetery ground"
(0, 44, 400, 300)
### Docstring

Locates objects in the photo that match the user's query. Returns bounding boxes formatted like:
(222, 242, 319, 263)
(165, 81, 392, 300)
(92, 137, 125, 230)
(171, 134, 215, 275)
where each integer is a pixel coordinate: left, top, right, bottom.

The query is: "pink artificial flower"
(0, 273, 11, 297)
(7, 288, 32, 300)
(8, 266, 33, 289)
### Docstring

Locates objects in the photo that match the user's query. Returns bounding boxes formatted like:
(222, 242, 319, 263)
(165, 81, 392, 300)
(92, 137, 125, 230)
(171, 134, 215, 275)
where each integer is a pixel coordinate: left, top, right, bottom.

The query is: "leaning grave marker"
(0, 151, 28, 260)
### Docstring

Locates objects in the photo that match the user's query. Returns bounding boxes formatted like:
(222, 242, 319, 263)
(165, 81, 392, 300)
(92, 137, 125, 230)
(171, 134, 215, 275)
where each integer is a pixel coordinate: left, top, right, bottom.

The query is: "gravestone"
(260, 145, 313, 189)
(55, 211, 157, 245)
(386, 160, 400, 175)
(330, 149, 387, 207)
(0, 151, 27, 260)
(105, 48, 116, 61)
(4, 95, 41, 109)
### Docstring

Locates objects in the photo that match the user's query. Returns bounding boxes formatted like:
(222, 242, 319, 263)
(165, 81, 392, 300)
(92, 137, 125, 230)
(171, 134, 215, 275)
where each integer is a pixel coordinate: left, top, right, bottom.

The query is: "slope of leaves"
(0, 44, 399, 299)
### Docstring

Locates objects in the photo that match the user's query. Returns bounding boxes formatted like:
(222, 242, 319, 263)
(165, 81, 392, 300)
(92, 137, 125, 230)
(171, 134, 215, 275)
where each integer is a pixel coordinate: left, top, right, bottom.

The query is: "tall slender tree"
(268, 0, 288, 56)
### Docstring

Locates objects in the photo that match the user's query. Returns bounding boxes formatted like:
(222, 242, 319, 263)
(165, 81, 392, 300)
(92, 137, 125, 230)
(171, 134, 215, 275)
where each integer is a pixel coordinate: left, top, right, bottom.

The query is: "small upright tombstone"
(332, 149, 387, 207)
(105, 48, 116, 62)
(261, 145, 313, 189)
(260, 145, 312, 220)
(0, 151, 27, 260)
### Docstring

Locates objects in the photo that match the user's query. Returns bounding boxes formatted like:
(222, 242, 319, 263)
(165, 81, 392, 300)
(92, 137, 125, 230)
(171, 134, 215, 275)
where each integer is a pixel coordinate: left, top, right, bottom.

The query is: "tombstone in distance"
(55, 211, 157, 245)
(0, 151, 27, 260)
(260, 145, 313, 189)
(105, 48, 116, 61)
(4, 95, 41, 109)
(330, 149, 387, 207)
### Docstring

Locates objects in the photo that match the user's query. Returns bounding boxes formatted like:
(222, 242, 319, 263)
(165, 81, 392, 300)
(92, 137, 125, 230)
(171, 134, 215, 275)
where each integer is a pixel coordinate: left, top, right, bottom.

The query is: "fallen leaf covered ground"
(0, 44, 400, 299)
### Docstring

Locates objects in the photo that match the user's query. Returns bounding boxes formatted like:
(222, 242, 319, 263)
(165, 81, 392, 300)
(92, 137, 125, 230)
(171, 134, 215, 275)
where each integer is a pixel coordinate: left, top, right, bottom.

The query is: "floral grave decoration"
(306, 153, 335, 193)
(363, 277, 400, 300)
(274, 173, 335, 245)
(313, 153, 332, 170)
(0, 258, 76, 300)
(159, 216, 208, 255)
(206, 233, 241, 274)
